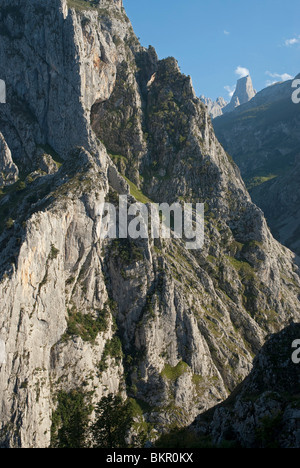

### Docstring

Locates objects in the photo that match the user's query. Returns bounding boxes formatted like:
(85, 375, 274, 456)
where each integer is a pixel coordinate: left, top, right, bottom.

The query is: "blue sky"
(123, 0, 300, 100)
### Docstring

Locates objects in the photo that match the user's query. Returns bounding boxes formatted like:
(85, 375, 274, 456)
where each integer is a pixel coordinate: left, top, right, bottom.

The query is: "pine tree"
(91, 395, 132, 448)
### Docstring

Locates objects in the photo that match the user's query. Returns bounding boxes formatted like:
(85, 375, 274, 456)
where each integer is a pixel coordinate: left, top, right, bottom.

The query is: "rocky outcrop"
(0, 0, 299, 449)
(192, 323, 300, 448)
(0, 132, 18, 187)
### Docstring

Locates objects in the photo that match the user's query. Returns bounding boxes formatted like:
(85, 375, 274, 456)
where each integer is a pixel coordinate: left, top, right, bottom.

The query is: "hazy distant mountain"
(200, 95, 228, 119)
(213, 74, 300, 255)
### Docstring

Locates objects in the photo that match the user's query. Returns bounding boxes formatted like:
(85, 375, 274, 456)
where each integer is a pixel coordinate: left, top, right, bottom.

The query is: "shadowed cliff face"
(0, 0, 299, 448)
(191, 323, 300, 448)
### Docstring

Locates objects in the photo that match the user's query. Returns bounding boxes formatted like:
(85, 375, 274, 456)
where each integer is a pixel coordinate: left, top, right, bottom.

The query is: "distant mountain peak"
(201, 75, 256, 119)
(223, 74, 256, 113)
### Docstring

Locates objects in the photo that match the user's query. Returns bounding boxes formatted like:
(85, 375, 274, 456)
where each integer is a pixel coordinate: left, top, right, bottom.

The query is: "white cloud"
(265, 71, 293, 87)
(224, 30, 230, 35)
(224, 85, 236, 98)
(235, 66, 250, 79)
(285, 36, 300, 46)
(265, 71, 293, 86)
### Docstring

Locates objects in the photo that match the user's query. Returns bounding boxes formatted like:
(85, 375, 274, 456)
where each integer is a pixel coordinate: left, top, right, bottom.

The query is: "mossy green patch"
(124, 176, 152, 204)
(67, 0, 98, 11)
(161, 361, 190, 381)
(226, 256, 256, 281)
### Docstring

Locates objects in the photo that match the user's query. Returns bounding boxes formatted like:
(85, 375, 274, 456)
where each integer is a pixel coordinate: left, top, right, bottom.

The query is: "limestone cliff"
(0, 0, 299, 448)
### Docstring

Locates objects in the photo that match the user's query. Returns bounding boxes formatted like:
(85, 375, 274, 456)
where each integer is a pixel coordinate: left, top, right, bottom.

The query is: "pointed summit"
(223, 75, 256, 113)
(233, 75, 256, 105)
(201, 75, 256, 119)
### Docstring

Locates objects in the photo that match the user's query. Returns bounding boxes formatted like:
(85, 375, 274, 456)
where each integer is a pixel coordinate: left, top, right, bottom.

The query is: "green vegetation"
(226, 256, 256, 281)
(67, 0, 99, 11)
(51, 392, 151, 449)
(98, 335, 123, 372)
(109, 152, 128, 165)
(37, 144, 64, 169)
(64, 307, 109, 343)
(51, 390, 93, 448)
(5, 218, 14, 230)
(91, 395, 148, 448)
(17, 181, 26, 191)
(255, 413, 283, 448)
(124, 176, 152, 204)
(49, 244, 59, 260)
(91, 394, 131, 448)
(246, 174, 277, 190)
(143, 293, 155, 318)
(0, 177, 29, 234)
(161, 361, 190, 381)
(111, 238, 144, 264)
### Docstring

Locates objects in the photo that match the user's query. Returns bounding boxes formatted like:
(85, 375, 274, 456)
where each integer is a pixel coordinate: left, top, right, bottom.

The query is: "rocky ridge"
(0, 0, 299, 448)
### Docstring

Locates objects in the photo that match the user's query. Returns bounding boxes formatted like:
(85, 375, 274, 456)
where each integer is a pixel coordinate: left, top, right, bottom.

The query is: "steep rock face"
(0, 0, 299, 449)
(0, 132, 19, 187)
(0, 149, 125, 448)
(87, 2, 300, 441)
(192, 324, 300, 448)
(0, 0, 117, 164)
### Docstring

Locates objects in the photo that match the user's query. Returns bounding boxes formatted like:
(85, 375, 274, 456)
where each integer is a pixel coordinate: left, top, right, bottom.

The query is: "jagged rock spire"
(223, 75, 256, 113)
